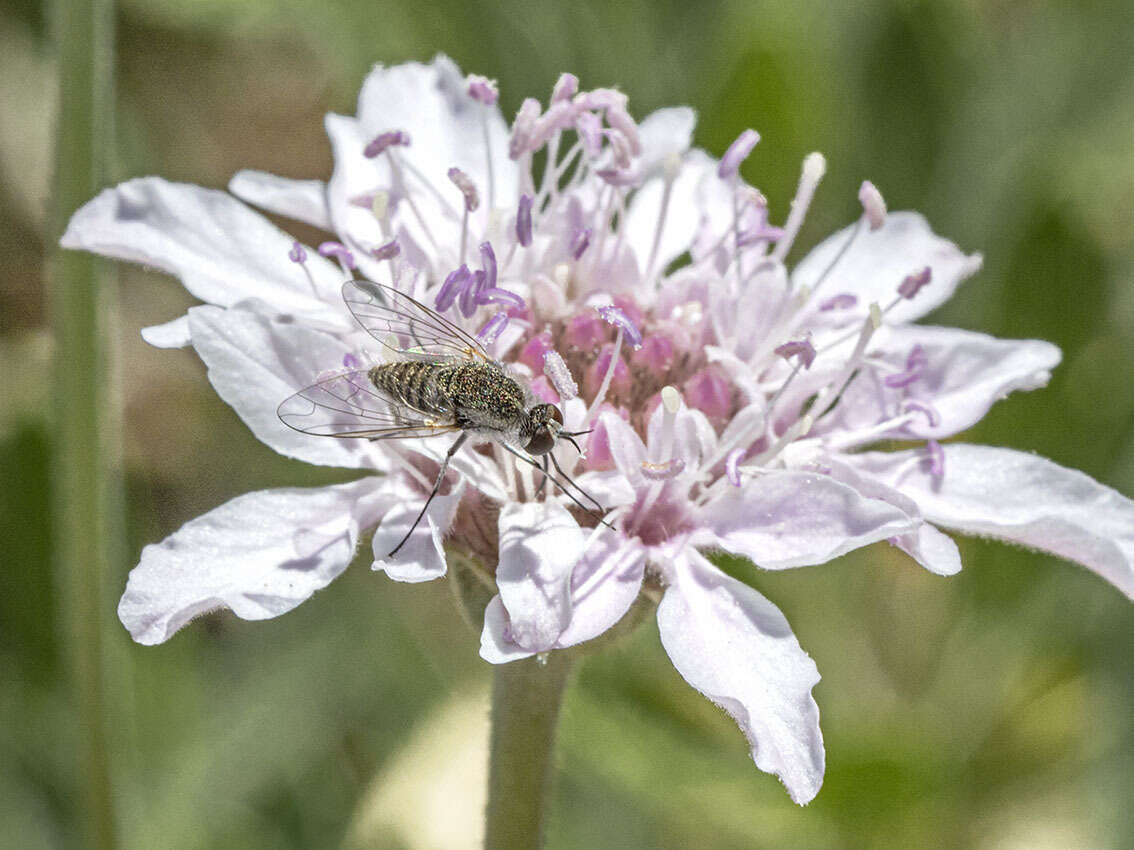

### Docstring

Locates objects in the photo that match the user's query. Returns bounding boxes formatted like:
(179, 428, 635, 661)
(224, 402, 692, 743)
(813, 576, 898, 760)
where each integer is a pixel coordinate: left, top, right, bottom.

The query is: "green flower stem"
(484, 651, 575, 850)
(49, 0, 118, 847)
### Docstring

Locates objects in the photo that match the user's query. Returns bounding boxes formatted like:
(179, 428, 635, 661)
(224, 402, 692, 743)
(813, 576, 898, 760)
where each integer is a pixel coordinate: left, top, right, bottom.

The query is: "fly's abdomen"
(368, 361, 450, 417)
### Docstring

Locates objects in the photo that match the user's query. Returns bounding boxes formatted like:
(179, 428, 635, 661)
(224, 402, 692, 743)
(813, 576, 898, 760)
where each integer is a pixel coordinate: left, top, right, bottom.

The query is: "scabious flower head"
(61, 55, 1134, 806)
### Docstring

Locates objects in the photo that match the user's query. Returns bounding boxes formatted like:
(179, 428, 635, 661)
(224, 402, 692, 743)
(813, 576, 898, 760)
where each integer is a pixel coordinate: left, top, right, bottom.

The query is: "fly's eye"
(525, 430, 556, 455)
(549, 405, 564, 425)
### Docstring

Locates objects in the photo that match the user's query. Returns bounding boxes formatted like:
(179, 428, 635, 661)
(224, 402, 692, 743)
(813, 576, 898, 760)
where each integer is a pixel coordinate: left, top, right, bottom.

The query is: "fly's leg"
(534, 455, 550, 498)
(388, 433, 468, 557)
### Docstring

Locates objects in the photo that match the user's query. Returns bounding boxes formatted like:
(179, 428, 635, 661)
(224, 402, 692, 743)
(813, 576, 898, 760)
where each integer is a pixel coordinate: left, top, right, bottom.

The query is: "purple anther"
(288, 241, 307, 263)
(582, 88, 629, 112)
(531, 100, 584, 151)
(447, 167, 479, 212)
(901, 398, 941, 428)
(570, 227, 592, 259)
(718, 128, 760, 180)
(459, 269, 486, 318)
(543, 349, 578, 401)
(884, 345, 928, 389)
(596, 167, 640, 187)
(478, 287, 525, 310)
(819, 293, 858, 311)
(858, 180, 887, 230)
(466, 74, 498, 105)
(509, 98, 542, 160)
(476, 312, 509, 344)
(898, 266, 932, 300)
(318, 241, 357, 269)
(372, 239, 400, 260)
(736, 224, 786, 247)
(576, 111, 603, 157)
(516, 194, 533, 247)
(725, 448, 745, 487)
(435, 264, 471, 312)
(640, 457, 687, 481)
(363, 130, 410, 158)
(342, 352, 361, 370)
(774, 338, 817, 369)
(605, 106, 641, 156)
(597, 304, 643, 349)
(925, 439, 945, 478)
(551, 72, 579, 103)
(479, 242, 497, 289)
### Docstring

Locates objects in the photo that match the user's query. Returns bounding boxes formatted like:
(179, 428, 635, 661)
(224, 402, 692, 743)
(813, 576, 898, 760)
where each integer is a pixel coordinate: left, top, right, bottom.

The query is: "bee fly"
(278, 281, 606, 557)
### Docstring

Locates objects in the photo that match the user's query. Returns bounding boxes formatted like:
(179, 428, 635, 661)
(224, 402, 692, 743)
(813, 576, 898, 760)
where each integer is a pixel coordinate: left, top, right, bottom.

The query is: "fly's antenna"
(499, 443, 614, 530)
(556, 427, 592, 455)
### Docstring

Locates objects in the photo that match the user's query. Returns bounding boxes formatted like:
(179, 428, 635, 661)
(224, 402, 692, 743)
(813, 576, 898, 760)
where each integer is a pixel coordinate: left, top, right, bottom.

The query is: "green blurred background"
(3, 0, 1133, 847)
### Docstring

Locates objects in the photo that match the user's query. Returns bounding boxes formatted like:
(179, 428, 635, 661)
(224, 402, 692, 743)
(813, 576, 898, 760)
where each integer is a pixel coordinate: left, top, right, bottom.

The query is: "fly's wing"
(277, 370, 461, 440)
(343, 280, 493, 364)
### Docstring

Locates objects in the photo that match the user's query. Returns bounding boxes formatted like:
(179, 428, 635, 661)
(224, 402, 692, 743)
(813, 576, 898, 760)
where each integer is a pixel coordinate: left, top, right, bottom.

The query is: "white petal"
(636, 106, 696, 174)
(371, 477, 466, 582)
(793, 211, 982, 324)
(601, 410, 649, 490)
(703, 470, 917, 569)
(60, 177, 347, 315)
(496, 501, 589, 652)
(657, 548, 824, 804)
(228, 169, 332, 231)
(479, 595, 537, 663)
(140, 314, 191, 348)
(119, 478, 384, 645)
(554, 533, 646, 648)
(824, 325, 1061, 443)
(849, 445, 1134, 598)
(187, 304, 380, 470)
(356, 55, 517, 210)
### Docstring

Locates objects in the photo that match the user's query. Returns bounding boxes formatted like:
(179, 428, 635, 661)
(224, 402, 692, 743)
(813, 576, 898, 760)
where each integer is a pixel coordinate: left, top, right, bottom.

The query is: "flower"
(61, 55, 1134, 805)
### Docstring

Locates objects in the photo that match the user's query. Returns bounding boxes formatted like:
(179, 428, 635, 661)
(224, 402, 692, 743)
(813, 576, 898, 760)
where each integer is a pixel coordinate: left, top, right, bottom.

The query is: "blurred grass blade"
(48, 0, 119, 847)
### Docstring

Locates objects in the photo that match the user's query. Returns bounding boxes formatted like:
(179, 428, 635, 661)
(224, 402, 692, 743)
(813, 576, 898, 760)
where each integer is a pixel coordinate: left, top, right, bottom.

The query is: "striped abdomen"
(368, 361, 450, 417)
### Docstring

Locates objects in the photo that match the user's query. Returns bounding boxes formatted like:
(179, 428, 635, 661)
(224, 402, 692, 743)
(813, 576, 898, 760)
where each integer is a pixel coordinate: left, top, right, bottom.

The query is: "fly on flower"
(277, 281, 604, 556)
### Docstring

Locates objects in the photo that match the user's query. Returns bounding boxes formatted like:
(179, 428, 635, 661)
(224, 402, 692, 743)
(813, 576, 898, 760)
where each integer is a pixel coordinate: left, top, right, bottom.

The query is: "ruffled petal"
(140, 314, 191, 349)
(822, 325, 1061, 444)
(495, 501, 589, 651)
(228, 169, 332, 231)
(793, 211, 982, 325)
(848, 445, 1134, 598)
(60, 177, 347, 318)
(371, 477, 466, 582)
(187, 304, 380, 470)
(703, 470, 917, 569)
(119, 478, 385, 645)
(554, 533, 646, 648)
(657, 548, 824, 804)
(479, 596, 537, 663)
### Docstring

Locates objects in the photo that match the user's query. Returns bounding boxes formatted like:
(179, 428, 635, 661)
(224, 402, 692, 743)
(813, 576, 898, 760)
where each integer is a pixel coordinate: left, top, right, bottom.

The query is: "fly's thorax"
(433, 362, 528, 430)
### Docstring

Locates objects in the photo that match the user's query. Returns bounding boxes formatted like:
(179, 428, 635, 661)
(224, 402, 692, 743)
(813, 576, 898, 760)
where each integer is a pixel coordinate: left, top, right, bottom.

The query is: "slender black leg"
(534, 455, 550, 498)
(389, 433, 468, 557)
(549, 451, 606, 513)
(499, 443, 612, 529)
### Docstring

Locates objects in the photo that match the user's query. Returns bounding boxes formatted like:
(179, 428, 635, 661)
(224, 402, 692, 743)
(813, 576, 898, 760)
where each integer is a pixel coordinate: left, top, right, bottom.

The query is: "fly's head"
(522, 404, 590, 456)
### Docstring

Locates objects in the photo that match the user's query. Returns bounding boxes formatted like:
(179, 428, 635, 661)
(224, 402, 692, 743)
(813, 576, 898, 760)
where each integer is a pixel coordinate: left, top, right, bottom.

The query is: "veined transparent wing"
(277, 370, 461, 439)
(342, 280, 492, 363)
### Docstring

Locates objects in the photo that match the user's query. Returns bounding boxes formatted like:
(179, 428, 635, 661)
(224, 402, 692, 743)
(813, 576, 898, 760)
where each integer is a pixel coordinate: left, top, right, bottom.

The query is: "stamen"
(819, 293, 858, 311)
(447, 167, 480, 211)
(858, 180, 887, 230)
(718, 128, 760, 180)
(576, 111, 603, 157)
(478, 287, 525, 310)
(641, 458, 686, 480)
(883, 345, 928, 388)
(570, 227, 592, 259)
(774, 338, 817, 369)
(288, 241, 307, 263)
(371, 239, 400, 261)
(585, 330, 626, 423)
(597, 305, 643, 349)
(343, 352, 361, 370)
(901, 398, 941, 427)
(660, 385, 682, 415)
(604, 106, 641, 157)
(466, 74, 498, 105)
(543, 350, 579, 401)
(897, 266, 932, 300)
(480, 241, 498, 289)
(459, 269, 486, 318)
(476, 312, 509, 344)
(371, 190, 390, 222)
(509, 98, 542, 160)
(516, 194, 533, 247)
(773, 152, 826, 263)
(363, 130, 410, 158)
(551, 72, 579, 103)
(318, 241, 357, 275)
(925, 439, 945, 478)
(725, 448, 745, 486)
(435, 264, 471, 312)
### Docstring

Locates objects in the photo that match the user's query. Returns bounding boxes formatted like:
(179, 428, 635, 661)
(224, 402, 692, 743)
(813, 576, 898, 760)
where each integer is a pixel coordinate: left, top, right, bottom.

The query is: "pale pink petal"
(601, 410, 649, 490)
(187, 304, 379, 470)
(60, 177, 347, 317)
(703, 470, 917, 569)
(792, 211, 982, 324)
(495, 501, 589, 652)
(371, 477, 466, 582)
(823, 326, 1061, 443)
(849, 445, 1134, 598)
(228, 169, 332, 231)
(555, 534, 646, 648)
(119, 478, 386, 645)
(657, 547, 824, 804)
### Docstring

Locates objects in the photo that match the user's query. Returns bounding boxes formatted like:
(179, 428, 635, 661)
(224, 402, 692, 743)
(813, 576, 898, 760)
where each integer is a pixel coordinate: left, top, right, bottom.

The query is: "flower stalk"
(49, 0, 118, 847)
(485, 651, 575, 850)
